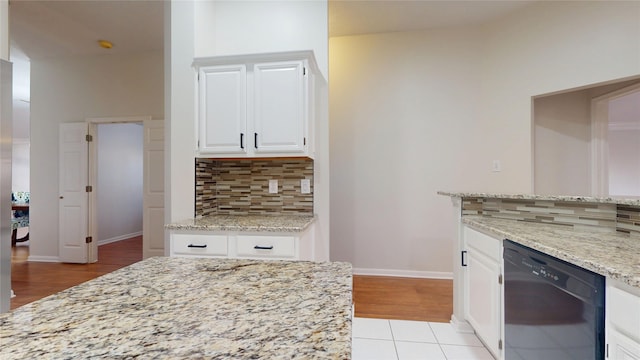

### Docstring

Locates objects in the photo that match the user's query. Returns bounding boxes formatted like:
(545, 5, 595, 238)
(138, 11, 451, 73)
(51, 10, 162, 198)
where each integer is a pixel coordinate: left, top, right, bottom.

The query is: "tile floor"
(352, 317, 495, 360)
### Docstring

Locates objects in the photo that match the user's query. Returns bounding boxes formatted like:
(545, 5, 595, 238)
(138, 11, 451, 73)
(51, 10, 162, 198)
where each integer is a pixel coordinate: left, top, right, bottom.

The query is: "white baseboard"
(352, 267, 453, 280)
(98, 231, 142, 246)
(27, 255, 60, 263)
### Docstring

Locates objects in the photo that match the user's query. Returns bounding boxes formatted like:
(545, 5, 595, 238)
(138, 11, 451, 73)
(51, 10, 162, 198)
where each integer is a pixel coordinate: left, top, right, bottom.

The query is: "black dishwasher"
(503, 240, 605, 360)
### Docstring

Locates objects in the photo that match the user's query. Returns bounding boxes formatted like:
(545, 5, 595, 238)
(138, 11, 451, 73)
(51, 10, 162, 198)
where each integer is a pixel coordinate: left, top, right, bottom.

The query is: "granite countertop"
(165, 214, 316, 233)
(0, 257, 352, 359)
(464, 216, 640, 288)
(438, 191, 640, 206)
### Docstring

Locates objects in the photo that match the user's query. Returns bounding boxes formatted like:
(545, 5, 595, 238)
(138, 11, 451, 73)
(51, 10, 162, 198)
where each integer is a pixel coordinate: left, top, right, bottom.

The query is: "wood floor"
(10, 238, 453, 323)
(353, 275, 453, 322)
(10, 236, 143, 310)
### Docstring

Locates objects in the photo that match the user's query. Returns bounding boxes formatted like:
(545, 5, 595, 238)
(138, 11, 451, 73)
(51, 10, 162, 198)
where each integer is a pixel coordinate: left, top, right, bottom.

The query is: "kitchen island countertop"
(0, 257, 352, 359)
(166, 214, 315, 233)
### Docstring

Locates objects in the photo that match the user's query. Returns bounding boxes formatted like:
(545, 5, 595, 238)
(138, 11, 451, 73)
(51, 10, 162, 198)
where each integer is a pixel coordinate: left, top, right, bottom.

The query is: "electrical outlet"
(492, 160, 502, 172)
(301, 179, 311, 194)
(268, 179, 278, 194)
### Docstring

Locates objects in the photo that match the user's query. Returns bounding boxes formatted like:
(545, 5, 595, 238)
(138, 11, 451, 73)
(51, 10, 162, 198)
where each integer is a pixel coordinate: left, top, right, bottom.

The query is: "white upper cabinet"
(253, 61, 305, 154)
(194, 51, 316, 158)
(198, 64, 247, 154)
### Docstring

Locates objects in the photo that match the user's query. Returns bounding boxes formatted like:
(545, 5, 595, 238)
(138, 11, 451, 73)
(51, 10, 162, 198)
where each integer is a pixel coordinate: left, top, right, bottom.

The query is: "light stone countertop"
(0, 257, 352, 359)
(463, 216, 640, 289)
(165, 214, 316, 233)
(438, 191, 640, 206)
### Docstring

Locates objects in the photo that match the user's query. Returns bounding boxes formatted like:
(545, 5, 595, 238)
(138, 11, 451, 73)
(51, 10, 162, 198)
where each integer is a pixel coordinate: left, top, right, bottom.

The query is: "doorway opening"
(592, 85, 640, 198)
(93, 122, 143, 259)
(83, 116, 165, 263)
(532, 76, 640, 196)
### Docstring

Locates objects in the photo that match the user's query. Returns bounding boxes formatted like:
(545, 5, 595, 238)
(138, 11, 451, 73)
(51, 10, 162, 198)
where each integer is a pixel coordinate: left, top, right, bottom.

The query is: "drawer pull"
(254, 245, 274, 250)
(188, 244, 207, 248)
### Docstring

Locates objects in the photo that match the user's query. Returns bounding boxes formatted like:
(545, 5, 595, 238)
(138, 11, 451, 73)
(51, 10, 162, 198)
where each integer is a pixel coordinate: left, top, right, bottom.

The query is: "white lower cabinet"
(607, 280, 640, 359)
(463, 225, 503, 360)
(169, 228, 314, 261)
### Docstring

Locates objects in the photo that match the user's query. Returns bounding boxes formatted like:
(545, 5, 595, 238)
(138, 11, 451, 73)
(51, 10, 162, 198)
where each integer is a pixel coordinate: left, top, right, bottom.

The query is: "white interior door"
(143, 120, 165, 258)
(59, 123, 89, 263)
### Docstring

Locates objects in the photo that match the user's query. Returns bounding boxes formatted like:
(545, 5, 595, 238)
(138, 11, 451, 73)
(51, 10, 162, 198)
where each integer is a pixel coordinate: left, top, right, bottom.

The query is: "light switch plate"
(301, 179, 311, 194)
(269, 179, 278, 194)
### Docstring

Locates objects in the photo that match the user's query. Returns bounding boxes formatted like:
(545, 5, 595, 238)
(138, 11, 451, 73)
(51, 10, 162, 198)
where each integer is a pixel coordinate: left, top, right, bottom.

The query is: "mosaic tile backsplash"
(462, 197, 640, 236)
(195, 158, 313, 216)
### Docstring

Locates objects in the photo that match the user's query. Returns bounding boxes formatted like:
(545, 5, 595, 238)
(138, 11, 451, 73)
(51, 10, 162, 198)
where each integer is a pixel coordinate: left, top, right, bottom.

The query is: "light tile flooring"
(352, 317, 495, 360)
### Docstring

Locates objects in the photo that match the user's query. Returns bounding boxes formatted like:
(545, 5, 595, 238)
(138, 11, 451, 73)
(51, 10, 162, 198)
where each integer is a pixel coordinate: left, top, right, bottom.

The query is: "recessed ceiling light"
(98, 40, 113, 49)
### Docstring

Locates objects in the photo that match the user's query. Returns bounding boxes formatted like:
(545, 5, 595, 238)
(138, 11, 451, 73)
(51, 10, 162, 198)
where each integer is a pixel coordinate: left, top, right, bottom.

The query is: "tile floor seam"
(437, 343, 449, 360)
(352, 317, 493, 360)
(394, 339, 438, 344)
(388, 320, 401, 360)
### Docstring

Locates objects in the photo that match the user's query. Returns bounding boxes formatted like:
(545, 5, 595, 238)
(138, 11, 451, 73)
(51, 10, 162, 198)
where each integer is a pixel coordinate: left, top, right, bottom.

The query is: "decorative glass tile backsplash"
(617, 205, 640, 237)
(195, 158, 313, 216)
(462, 197, 640, 235)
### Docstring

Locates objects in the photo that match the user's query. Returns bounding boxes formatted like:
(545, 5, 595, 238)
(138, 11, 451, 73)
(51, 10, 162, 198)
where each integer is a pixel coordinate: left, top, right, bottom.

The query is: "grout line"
(428, 322, 451, 360)
(388, 320, 401, 360)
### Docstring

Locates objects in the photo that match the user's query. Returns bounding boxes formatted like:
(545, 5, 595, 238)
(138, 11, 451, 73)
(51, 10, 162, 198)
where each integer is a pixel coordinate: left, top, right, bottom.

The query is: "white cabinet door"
(253, 61, 306, 154)
(464, 226, 502, 359)
(607, 281, 640, 360)
(198, 64, 247, 154)
(609, 329, 640, 360)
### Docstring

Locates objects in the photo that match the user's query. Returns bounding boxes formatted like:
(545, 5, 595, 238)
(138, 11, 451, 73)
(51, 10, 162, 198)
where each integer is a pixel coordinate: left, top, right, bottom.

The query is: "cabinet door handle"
(254, 133, 258, 149)
(254, 245, 274, 250)
(240, 133, 244, 149)
(461, 250, 467, 267)
(188, 244, 207, 248)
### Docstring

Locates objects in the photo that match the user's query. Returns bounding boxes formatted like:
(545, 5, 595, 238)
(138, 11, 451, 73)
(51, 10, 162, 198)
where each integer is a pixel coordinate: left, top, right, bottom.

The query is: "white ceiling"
(9, 0, 536, 61)
(9, 0, 164, 60)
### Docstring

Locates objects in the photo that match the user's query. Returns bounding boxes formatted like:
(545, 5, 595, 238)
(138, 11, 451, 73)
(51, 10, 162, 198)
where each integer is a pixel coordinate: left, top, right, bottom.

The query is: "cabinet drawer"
(172, 234, 228, 256)
(236, 235, 296, 259)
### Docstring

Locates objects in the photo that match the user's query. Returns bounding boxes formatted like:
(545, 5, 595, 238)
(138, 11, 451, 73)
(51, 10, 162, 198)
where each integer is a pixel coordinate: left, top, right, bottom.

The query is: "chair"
(11, 191, 29, 247)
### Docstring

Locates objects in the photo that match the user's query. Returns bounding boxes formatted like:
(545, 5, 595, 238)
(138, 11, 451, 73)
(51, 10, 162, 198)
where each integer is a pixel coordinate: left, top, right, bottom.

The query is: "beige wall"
(330, 27, 483, 276)
(29, 51, 164, 260)
(329, 1, 640, 276)
(534, 91, 592, 195)
(194, 0, 328, 79)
